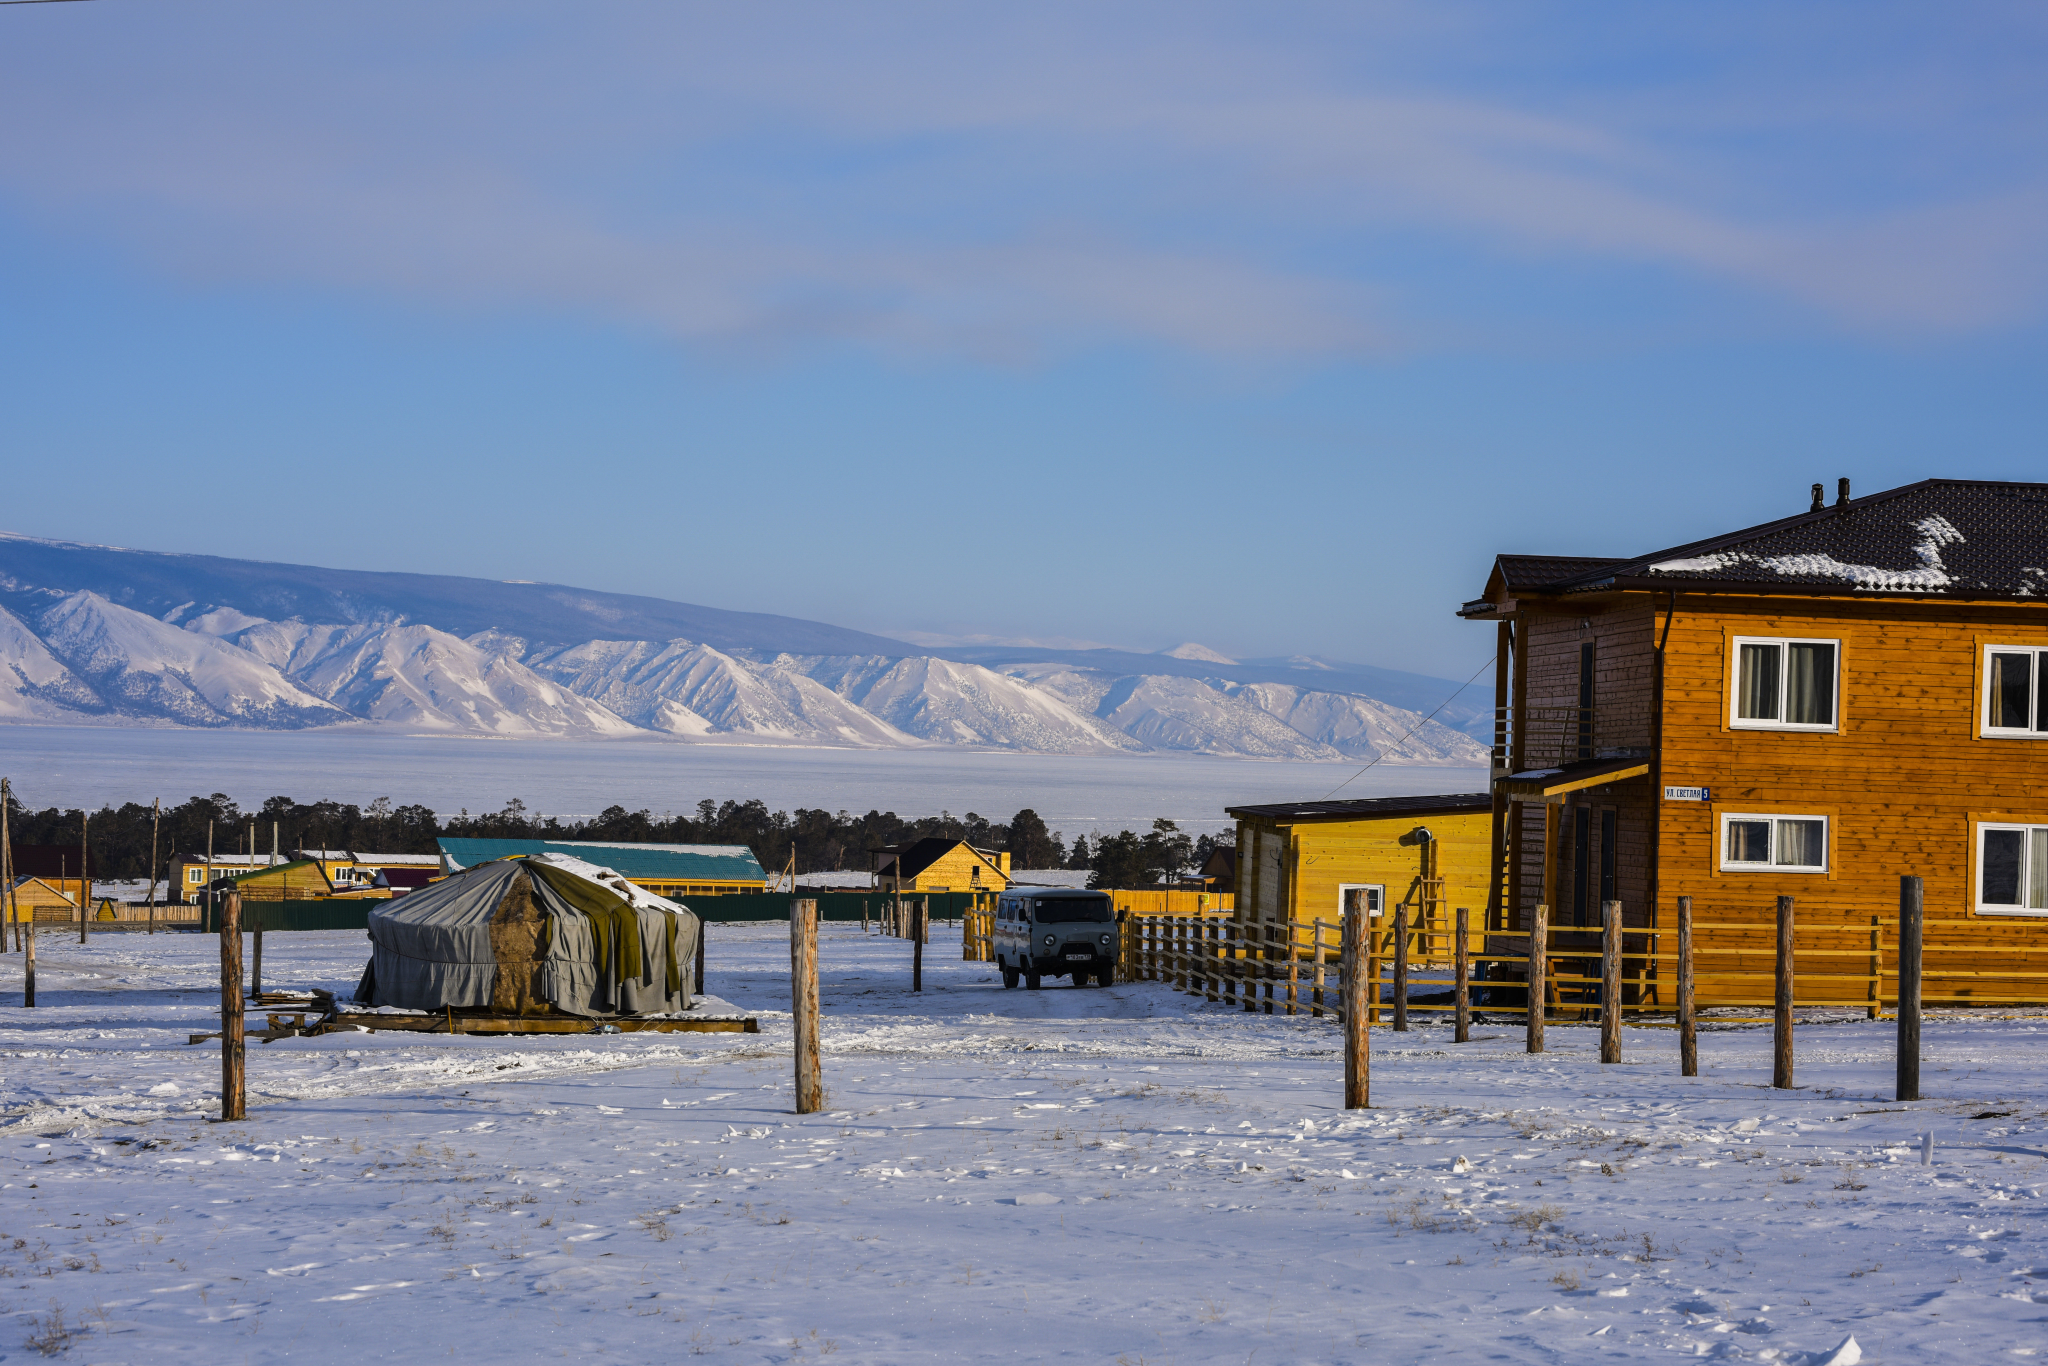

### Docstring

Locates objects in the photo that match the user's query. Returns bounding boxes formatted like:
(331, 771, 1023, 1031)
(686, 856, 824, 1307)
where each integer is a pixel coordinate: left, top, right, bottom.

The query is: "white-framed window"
(1338, 884, 1385, 918)
(1981, 646, 2048, 737)
(1719, 812, 1829, 872)
(1731, 637, 1839, 730)
(1977, 822, 2048, 914)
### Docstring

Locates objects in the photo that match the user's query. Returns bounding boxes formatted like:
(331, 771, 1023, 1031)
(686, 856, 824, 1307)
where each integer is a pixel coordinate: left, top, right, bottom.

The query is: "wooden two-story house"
(1461, 478, 2048, 1006)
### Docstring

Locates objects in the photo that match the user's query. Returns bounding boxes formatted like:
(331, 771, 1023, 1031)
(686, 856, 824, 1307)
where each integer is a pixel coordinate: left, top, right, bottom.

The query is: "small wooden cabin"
(225, 858, 358, 902)
(9, 845, 92, 909)
(1461, 477, 2048, 1006)
(1226, 794, 1492, 963)
(7, 877, 80, 923)
(870, 839, 1011, 894)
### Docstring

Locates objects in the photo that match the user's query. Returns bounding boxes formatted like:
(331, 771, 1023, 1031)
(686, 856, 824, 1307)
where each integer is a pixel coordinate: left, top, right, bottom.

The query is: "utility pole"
(78, 812, 89, 944)
(3, 779, 27, 1007)
(147, 799, 161, 935)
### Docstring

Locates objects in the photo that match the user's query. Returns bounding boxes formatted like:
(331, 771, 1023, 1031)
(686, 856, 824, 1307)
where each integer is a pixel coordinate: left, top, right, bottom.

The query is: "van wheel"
(1094, 968, 1113, 987)
(1002, 965, 1019, 989)
(1025, 972, 1042, 990)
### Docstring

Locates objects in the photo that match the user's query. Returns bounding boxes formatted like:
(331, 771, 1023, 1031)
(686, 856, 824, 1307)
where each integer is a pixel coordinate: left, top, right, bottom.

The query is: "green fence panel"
(201, 899, 378, 934)
(688, 891, 981, 922)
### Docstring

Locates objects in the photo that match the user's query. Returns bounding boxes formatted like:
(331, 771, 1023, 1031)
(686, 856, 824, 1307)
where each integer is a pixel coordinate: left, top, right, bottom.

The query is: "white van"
(993, 889, 1116, 989)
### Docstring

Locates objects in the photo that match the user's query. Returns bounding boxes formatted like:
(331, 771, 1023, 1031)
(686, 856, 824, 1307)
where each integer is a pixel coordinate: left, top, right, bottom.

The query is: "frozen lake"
(0, 726, 1486, 836)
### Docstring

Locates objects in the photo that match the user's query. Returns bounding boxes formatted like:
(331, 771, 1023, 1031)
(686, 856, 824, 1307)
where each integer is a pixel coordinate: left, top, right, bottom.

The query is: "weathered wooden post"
(1773, 895, 1795, 1089)
(78, 812, 89, 945)
(1364, 920, 1381, 1025)
(791, 898, 822, 1114)
(696, 918, 708, 995)
(1391, 904, 1409, 1031)
(147, 798, 160, 935)
(251, 904, 264, 1001)
(3, 779, 28, 1008)
(912, 900, 924, 993)
(1677, 896, 1696, 1077)
(1342, 883, 1369, 1109)
(219, 890, 245, 1121)
(1453, 906, 1471, 1043)
(1526, 903, 1548, 1053)
(1896, 875, 1922, 1103)
(1600, 900, 1622, 1064)
(3, 778, 17, 960)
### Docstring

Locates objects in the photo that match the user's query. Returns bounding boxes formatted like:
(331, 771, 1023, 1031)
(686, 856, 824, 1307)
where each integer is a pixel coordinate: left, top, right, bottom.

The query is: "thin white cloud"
(0, 0, 2042, 353)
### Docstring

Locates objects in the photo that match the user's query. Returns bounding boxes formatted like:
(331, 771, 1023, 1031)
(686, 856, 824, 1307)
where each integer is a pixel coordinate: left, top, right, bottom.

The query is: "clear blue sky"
(3, 2, 2044, 679)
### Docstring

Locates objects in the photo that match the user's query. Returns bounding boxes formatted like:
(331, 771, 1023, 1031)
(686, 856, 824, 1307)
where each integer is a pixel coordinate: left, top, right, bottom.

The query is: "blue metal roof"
(437, 839, 768, 883)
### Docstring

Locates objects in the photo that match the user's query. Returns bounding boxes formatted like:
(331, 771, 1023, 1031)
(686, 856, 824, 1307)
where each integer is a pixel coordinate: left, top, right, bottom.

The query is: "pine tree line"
(2, 791, 1231, 888)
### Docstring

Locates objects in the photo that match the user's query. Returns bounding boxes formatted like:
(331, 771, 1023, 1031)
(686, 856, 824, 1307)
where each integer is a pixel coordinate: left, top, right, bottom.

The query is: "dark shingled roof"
(1496, 556, 1629, 590)
(1226, 792, 1491, 822)
(1519, 480, 2048, 601)
(871, 837, 1001, 881)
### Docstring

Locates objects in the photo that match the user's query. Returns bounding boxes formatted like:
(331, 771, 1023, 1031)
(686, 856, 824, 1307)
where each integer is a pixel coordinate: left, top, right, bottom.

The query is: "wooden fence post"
(1866, 914, 1881, 1021)
(1343, 888, 1369, 1109)
(1677, 896, 1696, 1078)
(219, 890, 245, 1122)
(2, 779, 27, 1007)
(791, 898, 822, 1114)
(1453, 907, 1470, 1043)
(1773, 895, 1795, 1090)
(1896, 876, 1922, 1103)
(1311, 920, 1326, 1018)
(913, 900, 924, 992)
(1392, 905, 1409, 1031)
(1365, 924, 1380, 1025)
(1598, 899, 1622, 1064)
(251, 908, 264, 1001)
(1526, 903, 1547, 1054)
(696, 919, 708, 995)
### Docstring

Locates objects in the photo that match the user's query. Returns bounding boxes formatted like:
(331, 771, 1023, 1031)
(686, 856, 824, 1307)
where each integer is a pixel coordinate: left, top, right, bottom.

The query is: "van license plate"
(1064, 952, 1091, 962)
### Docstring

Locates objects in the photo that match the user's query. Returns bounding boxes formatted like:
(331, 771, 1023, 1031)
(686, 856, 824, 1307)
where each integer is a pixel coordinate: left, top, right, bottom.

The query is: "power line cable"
(1319, 655, 1495, 801)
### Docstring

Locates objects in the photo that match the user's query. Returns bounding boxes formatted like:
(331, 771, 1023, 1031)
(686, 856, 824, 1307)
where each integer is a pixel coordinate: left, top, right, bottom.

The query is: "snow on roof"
(1505, 480, 2048, 600)
(525, 851, 690, 915)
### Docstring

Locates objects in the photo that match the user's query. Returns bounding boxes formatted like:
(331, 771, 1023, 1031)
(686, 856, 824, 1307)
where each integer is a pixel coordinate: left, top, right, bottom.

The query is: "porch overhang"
(1495, 756, 1651, 801)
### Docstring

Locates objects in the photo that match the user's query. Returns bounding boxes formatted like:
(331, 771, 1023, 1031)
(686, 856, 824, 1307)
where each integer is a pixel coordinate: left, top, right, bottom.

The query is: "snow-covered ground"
(0, 924, 2042, 1363)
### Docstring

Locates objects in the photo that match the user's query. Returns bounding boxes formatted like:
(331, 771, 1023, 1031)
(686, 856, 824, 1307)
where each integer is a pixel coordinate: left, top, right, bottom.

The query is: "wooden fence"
(1122, 899, 2048, 1021)
(11, 903, 201, 926)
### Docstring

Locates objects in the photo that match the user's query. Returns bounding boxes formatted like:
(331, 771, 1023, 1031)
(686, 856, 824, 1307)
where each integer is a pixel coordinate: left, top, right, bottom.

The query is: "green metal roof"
(437, 839, 768, 884)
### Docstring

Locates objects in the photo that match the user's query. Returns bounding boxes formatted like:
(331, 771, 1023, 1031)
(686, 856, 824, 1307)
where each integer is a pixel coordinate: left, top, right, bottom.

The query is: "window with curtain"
(1979, 824, 2048, 913)
(1983, 646, 2048, 736)
(1720, 813, 1829, 872)
(1732, 638, 1838, 729)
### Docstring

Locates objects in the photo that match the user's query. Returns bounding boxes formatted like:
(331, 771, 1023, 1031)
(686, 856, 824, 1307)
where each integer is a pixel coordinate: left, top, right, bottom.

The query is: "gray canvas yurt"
(356, 854, 701, 1017)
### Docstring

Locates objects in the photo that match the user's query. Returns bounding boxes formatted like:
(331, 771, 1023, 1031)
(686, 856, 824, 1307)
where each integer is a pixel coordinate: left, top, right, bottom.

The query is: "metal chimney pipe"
(1810, 483, 1824, 513)
(1837, 477, 1851, 506)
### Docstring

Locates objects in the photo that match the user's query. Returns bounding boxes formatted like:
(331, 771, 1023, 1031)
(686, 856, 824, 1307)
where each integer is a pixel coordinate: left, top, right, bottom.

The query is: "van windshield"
(1032, 900, 1112, 923)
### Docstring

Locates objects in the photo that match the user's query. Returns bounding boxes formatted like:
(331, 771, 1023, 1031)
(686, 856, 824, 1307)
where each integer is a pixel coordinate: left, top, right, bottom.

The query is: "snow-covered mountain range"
(0, 534, 1486, 764)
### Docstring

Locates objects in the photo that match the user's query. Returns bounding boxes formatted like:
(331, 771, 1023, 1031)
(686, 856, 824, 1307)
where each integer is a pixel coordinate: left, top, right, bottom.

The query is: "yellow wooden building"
(438, 839, 769, 899)
(1225, 794, 1493, 961)
(1460, 477, 2048, 1007)
(7, 877, 81, 923)
(870, 839, 1011, 894)
(226, 858, 393, 902)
